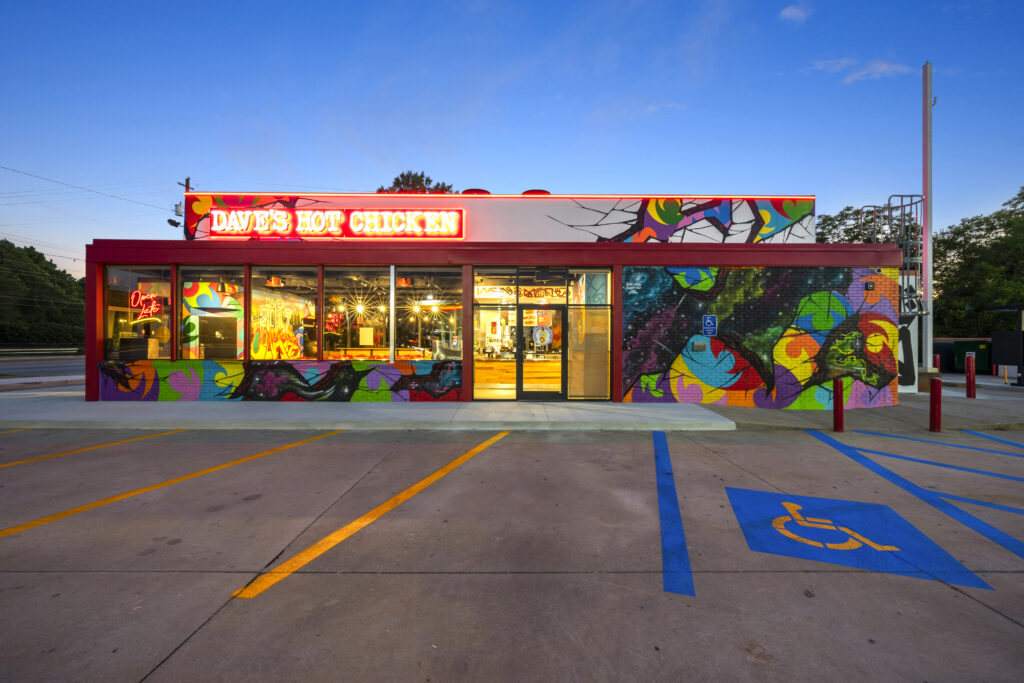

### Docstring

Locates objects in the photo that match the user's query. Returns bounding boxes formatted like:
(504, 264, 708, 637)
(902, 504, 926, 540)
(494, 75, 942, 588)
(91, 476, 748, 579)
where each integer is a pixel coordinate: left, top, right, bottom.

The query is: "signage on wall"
(208, 208, 464, 240)
(702, 314, 717, 336)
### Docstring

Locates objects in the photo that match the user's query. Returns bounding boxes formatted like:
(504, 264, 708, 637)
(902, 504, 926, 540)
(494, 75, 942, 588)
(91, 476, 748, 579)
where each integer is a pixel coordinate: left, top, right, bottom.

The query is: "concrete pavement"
(0, 378, 1020, 432)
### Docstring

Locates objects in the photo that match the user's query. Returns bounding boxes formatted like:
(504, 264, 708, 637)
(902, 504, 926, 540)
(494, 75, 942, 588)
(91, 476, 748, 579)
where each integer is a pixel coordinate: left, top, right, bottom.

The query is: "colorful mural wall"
(98, 360, 462, 401)
(180, 281, 244, 360)
(623, 266, 899, 409)
(185, 194, 815, 244)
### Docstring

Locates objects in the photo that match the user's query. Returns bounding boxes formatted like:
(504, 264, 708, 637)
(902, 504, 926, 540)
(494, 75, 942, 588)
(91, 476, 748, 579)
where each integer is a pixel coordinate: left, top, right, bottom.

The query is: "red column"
(461, 264, 473, 401)
(966, 354, 976, 398)
(84, 256, 104, 401)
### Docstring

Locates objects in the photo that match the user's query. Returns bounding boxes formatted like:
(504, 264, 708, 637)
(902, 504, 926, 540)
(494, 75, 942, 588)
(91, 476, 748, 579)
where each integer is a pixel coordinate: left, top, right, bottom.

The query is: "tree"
(377, 171, 455, 194)
(0, 240, 85, 348)
(933, 186, 1024, 337)
(815, 204, 910, 244)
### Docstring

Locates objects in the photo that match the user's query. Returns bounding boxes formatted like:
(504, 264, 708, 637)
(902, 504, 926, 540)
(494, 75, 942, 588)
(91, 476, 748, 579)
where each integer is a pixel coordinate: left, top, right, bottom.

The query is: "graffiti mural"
(623, 266, 899, 409)
(98, 360, 462, 402)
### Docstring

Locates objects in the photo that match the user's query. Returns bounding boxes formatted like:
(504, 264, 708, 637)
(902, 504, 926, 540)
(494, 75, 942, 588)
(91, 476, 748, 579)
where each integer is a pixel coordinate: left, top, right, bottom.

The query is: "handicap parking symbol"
(726, 488, 990, 589)
(702, 314, 717, 336)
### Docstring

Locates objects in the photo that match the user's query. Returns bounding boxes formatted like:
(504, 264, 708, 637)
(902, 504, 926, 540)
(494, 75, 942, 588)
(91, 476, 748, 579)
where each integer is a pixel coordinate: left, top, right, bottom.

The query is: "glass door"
(517, 305, 566, 400)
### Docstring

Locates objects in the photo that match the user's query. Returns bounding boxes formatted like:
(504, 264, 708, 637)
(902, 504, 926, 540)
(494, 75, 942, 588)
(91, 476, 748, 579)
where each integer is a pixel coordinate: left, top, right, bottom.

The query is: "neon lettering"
(208, 208, 461, 239)
(129, 289, 162, 321)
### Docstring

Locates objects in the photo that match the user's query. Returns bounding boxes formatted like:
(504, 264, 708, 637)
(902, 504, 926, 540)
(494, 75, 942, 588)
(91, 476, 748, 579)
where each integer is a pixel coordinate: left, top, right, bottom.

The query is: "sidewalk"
(0, 380, 1020, 432)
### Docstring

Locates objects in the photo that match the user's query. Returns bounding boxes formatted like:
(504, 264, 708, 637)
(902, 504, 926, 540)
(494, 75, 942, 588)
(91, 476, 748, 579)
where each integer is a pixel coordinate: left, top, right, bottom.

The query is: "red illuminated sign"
(208, 208, 464, 240)
(129, 290, 162, 322)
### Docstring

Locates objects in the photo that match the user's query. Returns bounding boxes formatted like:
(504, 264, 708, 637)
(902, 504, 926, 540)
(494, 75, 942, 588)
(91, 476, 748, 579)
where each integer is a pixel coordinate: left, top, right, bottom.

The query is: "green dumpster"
(953, 340, 991, 373)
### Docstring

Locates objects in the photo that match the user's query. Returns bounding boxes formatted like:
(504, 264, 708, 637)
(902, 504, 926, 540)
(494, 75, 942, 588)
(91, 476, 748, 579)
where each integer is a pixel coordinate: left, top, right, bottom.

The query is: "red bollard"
(832, 377, 844, 432)
(929, 377, 942, 432)
(966, 355, 976, 399)
(932, 353, 940, 370)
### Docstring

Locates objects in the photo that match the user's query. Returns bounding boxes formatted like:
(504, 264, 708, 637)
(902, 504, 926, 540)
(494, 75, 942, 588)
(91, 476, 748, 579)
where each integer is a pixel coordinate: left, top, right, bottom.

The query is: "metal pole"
(922, 62, 934, 371)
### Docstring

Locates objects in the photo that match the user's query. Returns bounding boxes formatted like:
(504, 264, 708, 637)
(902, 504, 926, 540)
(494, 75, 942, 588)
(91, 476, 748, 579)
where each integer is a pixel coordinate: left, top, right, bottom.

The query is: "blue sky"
(2, 0, 1021, 277)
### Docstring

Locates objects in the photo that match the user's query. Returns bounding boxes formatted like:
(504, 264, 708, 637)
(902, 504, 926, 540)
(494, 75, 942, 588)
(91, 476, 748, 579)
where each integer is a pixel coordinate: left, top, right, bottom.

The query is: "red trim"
(169, 266, 178, 362)
(317, 265, 324, 362)
(187, 191, 815, 200)
(612, 265, 624, 402)
(461, 264, 473, 401)
(85, 240, 901, 268)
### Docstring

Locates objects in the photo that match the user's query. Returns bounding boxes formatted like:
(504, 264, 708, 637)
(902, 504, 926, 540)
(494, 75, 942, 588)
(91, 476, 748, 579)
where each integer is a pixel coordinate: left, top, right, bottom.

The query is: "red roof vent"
(461, 188, 490, 195)
(522, 189, 551, 195)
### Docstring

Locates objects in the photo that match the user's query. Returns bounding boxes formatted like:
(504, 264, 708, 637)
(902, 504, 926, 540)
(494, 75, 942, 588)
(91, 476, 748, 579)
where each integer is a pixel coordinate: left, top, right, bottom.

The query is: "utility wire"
(0, 164, 171, 211)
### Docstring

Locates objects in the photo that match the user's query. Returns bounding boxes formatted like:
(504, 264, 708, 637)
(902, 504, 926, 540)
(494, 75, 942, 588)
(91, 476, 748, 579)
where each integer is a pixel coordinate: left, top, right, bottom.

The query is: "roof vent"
(522, 189, 551, 195)
(462, 188, 490, 195)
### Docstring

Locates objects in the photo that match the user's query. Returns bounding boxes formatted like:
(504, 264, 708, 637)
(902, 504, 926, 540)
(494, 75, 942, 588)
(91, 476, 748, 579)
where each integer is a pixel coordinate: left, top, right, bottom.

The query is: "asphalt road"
(0, 355, 84, 378)
(0, 427, 1021, 681)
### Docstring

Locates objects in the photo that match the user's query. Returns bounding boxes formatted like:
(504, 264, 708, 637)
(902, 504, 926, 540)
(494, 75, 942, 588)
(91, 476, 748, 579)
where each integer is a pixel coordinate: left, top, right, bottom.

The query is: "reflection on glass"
(250, 267, 318, 360)
(570, 269, 610, 305)
(323, 268, 389, 360)
(473, 305, 516, 399)
(396, 267, 462, 360)
(568, 306, 610, 399)
(106, 266, 171, 360)
(473, 267, 516, 304)
(180, 266, 245, 360)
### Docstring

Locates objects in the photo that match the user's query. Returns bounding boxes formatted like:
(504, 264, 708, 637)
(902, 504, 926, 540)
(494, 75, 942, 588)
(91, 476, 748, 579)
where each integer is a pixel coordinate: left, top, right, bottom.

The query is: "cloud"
(843, 60, 913, 84)
(809, 58, 856, 74)
(645, 102, 686, 114)
(779, 4, 810, 24)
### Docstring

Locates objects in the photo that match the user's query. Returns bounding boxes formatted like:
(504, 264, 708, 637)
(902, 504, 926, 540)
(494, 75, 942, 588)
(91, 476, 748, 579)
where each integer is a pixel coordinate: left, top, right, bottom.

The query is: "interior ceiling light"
(265, 276, 284, 287)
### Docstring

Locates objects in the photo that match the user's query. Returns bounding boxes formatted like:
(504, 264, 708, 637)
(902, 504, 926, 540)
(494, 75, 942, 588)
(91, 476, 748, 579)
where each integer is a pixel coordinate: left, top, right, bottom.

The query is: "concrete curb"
(0, 379, 85, 392)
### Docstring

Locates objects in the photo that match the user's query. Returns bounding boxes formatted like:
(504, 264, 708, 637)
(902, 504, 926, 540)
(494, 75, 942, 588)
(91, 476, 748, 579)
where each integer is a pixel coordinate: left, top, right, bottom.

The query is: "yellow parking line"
(234, 430, 510, 599)
(0, 428, 34, 436)
(0, 430, 345, 539)
(0, 430, 188, 470)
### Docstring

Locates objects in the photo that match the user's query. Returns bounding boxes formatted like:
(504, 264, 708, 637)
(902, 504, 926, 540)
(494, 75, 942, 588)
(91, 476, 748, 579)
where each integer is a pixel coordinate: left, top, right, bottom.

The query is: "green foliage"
(377, 171, 455, 194)
(0, 240, 85, 348)
(933, 186, 1024, 337)
(815, 204, 906, 244)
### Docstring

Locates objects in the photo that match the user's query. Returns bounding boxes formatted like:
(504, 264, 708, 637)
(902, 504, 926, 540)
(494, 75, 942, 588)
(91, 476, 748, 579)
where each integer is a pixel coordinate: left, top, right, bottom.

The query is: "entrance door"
(517, 305, 566, 400)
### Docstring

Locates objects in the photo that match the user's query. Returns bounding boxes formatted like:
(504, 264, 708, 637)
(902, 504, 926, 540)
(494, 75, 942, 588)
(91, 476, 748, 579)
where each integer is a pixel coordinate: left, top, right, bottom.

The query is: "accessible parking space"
(0, 428, 1022, 680)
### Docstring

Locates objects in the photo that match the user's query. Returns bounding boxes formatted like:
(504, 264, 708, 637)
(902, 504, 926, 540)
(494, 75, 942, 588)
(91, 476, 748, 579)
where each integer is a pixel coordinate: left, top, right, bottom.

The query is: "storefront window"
(250, 267, 318, 360)
(179, 267, 245, 360)
(323, 267, 390, 360)
(395, 267, 462, 360)
(568, 306, 610, 399)
(570, 269, 611, 305)
(105, 266, 171, 360)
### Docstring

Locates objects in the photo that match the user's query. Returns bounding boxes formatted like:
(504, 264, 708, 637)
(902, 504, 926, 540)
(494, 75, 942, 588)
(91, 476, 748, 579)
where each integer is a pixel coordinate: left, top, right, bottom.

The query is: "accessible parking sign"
(726, 487, 990, 589)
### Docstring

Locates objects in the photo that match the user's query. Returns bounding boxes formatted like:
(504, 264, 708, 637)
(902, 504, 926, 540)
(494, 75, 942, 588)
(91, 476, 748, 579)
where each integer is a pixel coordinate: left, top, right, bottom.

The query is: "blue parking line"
(854, 430, 1024, 459)
(858, 448, 1024, 483)
(938, 493, 1024, 516)
(963, 431, 1024, 450)
(809, 430, 1024, 561)
(652, 431, 695, 596)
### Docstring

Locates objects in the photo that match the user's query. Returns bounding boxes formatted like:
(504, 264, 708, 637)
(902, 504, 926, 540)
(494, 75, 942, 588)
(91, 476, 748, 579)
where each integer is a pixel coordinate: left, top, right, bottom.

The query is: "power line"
(0, 165, 171, 211)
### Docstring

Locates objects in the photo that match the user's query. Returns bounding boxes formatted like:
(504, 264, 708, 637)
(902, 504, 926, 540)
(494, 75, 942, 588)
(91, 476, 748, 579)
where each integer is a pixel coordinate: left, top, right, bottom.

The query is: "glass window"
(473, 267, 516, 304)
(105, 266, 171, 360)
(568, 306, 610, 399)
(395, 267, 462, 360)
(323, 267, 390, 360)
(517, 267, 568, 304)
(570, 269, 611, 305)
(179, 267, 245, 360)
(250, 267, 318, 360)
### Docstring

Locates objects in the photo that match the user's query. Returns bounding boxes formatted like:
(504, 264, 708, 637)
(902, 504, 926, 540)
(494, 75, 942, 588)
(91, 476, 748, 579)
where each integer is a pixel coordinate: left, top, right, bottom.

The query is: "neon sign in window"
(208, 208, 464, 240)
(129, 289, 162, 324)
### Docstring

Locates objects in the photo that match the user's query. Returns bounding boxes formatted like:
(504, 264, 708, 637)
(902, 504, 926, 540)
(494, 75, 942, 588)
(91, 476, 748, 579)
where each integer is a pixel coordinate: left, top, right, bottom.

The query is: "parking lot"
(1, 427, 1022, 681)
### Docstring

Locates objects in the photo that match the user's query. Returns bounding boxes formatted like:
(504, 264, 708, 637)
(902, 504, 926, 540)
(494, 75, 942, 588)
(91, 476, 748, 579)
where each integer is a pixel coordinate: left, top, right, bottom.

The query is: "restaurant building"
(85, 192, 902, 409)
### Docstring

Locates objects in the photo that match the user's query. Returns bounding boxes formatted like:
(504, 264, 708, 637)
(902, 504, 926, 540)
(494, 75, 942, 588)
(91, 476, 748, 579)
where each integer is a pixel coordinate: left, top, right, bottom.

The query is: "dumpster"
(953, 340, 991, 373)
